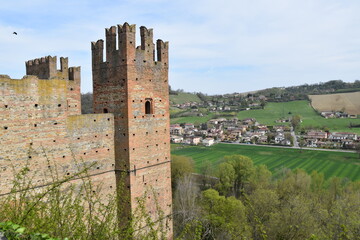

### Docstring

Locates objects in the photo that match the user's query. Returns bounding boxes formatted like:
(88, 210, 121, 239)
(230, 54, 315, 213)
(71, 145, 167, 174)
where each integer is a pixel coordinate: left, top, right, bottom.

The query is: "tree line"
(172, 155, 360, 240)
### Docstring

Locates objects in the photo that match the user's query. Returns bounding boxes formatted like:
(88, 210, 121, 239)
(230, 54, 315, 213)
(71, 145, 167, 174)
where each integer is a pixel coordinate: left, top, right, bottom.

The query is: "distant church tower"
(91, 23, 172, 236)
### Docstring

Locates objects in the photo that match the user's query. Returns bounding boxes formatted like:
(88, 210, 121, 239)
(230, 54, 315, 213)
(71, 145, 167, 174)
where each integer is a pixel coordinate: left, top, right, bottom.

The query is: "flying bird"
(13, 32, 17, 35)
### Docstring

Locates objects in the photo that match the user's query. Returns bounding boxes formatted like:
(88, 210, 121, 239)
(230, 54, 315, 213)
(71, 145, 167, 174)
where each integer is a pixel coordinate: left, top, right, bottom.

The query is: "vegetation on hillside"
(169, 92, 202, 105)
(172, 154, 360, 239)
(256, 79, 360, 102)
(0, 159, 167, 240)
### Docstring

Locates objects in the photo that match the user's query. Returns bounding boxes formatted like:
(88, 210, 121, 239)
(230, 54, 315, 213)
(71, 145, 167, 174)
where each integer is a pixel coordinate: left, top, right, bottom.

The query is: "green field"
(171, 143, 360, 181)
(170, 92, 202, 105)
(171, 113, 215, 124)
(236, 100, 360, 134)
(170, 100, 360, 133)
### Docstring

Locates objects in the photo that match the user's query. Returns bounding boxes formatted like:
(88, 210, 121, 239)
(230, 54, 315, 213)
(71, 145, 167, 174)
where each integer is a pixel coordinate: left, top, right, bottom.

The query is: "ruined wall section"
(0, 74, 115, 196)
(92, 23, 172, 236)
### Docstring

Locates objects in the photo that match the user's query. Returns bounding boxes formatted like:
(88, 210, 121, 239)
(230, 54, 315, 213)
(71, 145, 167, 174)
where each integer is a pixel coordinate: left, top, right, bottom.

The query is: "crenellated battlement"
(26, 55, 56, 66)
(140, 26, 154, 50)
(118, 22, 136, 33)
(25, 56, 80, 81)
(68, 66, 81, 81)
(156, 39, 169, 63)
(91, 22, 168, 69)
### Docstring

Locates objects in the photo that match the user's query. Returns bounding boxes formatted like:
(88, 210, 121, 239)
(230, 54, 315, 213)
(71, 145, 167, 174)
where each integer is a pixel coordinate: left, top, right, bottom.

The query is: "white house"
(184, 123, 195, 129)
(170, 135, 183, 143)
(202, 138, 215, 146)
(274, 133, 285, 144)
(170, 124, 183, 135)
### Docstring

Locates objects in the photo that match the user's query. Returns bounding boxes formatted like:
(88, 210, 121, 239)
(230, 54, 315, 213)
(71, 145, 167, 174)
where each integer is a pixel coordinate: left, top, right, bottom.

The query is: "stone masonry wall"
(0, 71, 115, 197)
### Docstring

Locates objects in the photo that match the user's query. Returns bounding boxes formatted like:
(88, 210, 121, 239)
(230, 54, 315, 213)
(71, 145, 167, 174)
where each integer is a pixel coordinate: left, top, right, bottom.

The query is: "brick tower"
(91, 23, 172, 236)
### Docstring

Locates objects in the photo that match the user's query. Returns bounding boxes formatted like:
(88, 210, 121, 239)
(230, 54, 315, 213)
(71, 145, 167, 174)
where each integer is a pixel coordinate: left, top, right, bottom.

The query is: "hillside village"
(171, 118, 292, 146)
(169, 83, 360, 150)
(170, 117, 359, 150)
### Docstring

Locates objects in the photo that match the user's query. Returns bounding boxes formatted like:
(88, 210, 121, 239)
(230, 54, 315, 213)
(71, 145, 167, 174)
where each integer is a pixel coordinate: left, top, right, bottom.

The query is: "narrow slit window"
(145, 99, 153, 114)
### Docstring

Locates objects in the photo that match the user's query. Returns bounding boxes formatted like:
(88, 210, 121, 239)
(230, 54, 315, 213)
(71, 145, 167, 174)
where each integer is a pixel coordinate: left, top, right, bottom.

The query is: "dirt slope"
(309, 91, 360, 115)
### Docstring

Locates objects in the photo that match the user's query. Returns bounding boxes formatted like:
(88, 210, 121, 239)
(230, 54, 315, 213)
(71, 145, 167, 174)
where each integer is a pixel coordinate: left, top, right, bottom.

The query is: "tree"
(199, 161, 215, 190)
(196, 92, 208, 102)
(310, 171, 325, 192)
(299, 138, 306, 152)
(247, 189, 279, 240)
(260, 100, 266, 109)
(267, 195, 318, 240)
(222, 155, 255, 197)
(173, 175, 201, 238)
(284, 132, 293, 146)
(201, 189, 250, 239)
(249, 164, 272, 191)
(276, 169, 311, 201)
(291, 115, 301, 130)
(171, 155, 194, 189)
(216, 162, 236, 196)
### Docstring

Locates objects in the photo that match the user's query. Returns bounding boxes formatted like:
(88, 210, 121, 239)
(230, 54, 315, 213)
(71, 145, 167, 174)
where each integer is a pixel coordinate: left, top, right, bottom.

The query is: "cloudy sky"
(1, 0, 360, 94)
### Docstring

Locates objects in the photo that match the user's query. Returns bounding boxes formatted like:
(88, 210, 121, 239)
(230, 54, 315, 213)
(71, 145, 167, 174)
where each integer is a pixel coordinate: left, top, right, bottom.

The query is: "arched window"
(103, 108, 108, 113)
(145, 100, 152, 114)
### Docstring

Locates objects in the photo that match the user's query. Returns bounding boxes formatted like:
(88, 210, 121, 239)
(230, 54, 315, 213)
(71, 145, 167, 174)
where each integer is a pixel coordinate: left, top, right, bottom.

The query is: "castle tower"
(91, 23, 172, 237)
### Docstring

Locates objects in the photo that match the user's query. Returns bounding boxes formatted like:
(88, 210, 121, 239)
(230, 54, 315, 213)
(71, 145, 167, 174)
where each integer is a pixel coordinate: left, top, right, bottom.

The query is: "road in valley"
(290, 127, 299, 148)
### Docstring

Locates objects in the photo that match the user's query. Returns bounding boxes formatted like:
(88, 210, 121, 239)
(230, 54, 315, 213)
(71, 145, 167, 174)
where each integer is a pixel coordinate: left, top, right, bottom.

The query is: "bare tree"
(173, 174, 200, 237)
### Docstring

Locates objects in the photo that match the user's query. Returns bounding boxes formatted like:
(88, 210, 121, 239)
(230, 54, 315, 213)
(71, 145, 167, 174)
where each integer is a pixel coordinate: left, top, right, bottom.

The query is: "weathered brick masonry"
(0, 57, 116, 196)
(92, 23, 172, 236)
(0, 23, 172, 238)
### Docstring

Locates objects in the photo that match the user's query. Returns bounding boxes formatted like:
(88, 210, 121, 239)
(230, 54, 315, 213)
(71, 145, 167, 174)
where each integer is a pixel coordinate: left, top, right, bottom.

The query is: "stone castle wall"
(0, 68, 115, 196)
(0, 22, 172, 238)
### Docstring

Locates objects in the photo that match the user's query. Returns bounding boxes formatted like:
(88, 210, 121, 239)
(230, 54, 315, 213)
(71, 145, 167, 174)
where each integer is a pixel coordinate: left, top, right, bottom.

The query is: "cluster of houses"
(303, 131, 358, 149)
(171, 117, 359, 149)
(173, 101, 200, 109)
(170, 117, 293, 147)
(320, 111, 357, 119)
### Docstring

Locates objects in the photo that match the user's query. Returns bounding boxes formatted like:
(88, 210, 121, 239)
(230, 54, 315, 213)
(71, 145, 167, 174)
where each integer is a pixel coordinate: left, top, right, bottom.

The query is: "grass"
(236, 101, 312, 125)
(170, 92, 202, 105)
(171, 113, 216, 124)
(171, 143, 360, 181)
(237, 101, 360, 134)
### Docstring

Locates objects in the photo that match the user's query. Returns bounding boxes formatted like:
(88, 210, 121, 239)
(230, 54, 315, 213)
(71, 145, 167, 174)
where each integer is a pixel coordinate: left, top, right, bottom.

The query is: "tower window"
(103, 108, 108, 113)
(145, 99, 153, 114)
